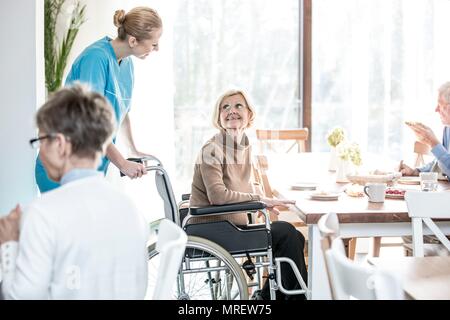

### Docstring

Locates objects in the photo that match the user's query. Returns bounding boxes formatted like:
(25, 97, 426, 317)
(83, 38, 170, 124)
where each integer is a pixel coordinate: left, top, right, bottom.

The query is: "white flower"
(337, 142, 362, 166)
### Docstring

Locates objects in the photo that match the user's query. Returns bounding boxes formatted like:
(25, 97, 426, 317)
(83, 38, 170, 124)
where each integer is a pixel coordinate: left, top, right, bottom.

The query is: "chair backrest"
(318, 212, 340, 240)
(325, 237, 403, 300)
(256, 128, 309, 154)
(404, 191, 450, 257)
(152, 219, 188, 300)
(413, 141, 430, 167)
(317, 212, 340, 299)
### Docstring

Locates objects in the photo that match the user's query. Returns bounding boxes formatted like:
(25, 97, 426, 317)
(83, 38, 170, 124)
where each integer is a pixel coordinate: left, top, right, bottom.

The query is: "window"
(312, 0, 450, 165)
(173, 0, 301, 191)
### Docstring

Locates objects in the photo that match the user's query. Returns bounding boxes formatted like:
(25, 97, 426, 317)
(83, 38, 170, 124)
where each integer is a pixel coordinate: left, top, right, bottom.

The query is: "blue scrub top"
(35, 36, 134, 193)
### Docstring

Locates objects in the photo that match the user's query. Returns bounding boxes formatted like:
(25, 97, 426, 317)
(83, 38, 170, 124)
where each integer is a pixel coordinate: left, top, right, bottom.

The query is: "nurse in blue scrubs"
(35, 7, 163, 192)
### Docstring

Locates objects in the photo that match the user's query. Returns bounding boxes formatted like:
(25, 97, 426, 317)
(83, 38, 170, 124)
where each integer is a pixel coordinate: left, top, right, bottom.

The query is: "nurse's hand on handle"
(119, 159, 147, 179)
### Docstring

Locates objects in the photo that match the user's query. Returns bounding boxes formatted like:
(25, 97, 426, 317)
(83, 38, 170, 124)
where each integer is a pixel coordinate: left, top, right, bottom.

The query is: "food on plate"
(345, 184, 364, 197)
(385, 188, 406, 196)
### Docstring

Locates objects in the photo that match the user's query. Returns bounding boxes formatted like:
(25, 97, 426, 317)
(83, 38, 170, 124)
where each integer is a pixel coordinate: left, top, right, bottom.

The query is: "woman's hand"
(0, 205, 22, 244)
(260, 198, 296, 216)
(119, 159, 147, 179)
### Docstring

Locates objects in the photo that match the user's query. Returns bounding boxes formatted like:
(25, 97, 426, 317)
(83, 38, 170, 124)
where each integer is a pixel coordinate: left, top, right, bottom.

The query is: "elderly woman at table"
(0, 84, 148, 299)
(189, 89, 307, 300)
(400, 81, 450, 180)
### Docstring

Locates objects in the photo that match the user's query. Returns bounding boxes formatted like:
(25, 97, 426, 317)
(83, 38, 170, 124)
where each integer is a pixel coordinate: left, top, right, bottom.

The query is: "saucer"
(291, 182, 318, 191)
(397, 177, 421, 185)
(310, 192, 340, 201)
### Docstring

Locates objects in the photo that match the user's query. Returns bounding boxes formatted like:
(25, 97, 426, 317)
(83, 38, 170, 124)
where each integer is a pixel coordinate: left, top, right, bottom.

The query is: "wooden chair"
(414, 141, 431, 168)
(256, 128, 309, 154)
(405, 191, 450, 257)
(253, 154, 306, 228)
(252, 155, 309, 264)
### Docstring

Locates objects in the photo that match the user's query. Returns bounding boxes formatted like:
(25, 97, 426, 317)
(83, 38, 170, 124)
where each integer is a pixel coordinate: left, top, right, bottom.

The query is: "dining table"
(368, 256, 450, 300)
(266, 152, 450, 300)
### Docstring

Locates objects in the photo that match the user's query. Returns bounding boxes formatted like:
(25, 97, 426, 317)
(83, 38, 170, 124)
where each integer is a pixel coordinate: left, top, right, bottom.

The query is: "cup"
(419, 172, 438, 192)
(364, 183, 386, 203)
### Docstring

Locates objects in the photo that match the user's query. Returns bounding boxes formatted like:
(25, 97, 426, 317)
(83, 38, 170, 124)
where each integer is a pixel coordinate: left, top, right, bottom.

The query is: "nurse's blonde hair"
(114, 7, 162, 41)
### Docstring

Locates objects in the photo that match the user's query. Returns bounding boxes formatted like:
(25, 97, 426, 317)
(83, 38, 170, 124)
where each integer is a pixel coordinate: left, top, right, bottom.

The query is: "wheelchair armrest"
(181, 193, 191, 201)
(189, 201, 266, 216)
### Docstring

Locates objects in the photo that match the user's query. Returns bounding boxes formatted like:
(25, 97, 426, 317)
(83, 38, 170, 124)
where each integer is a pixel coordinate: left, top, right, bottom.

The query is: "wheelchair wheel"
(146, 235, 249, 300)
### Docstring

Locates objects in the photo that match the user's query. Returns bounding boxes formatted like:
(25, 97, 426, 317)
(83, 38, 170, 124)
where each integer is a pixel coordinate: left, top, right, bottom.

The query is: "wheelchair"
(132, 156, 308, 300)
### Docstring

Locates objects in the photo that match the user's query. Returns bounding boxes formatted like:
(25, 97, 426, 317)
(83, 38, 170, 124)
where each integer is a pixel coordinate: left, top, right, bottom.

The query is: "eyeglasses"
(221, 103, 247, 112)
(29, 134, 55, 149)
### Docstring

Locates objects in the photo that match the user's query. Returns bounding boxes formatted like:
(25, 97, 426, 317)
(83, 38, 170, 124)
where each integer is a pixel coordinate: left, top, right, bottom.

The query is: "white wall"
(0, 0, 44, 214)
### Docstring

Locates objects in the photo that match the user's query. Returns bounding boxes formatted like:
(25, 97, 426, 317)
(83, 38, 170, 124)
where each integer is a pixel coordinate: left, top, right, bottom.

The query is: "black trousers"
(261, 221, 307, 300)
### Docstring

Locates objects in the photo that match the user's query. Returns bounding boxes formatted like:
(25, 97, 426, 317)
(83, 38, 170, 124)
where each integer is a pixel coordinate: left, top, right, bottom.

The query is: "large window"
(173, 0, 301, 191)
(312, 0, 450, 165)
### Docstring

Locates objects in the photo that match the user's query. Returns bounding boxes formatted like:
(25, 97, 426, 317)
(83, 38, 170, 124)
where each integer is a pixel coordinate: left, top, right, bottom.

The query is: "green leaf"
(44, 0, 86, 93)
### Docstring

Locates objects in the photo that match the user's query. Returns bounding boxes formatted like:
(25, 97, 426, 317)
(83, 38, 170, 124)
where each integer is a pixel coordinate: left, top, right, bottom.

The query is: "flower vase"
(336, 159, 353, 183)
(329, 147, 338, 172)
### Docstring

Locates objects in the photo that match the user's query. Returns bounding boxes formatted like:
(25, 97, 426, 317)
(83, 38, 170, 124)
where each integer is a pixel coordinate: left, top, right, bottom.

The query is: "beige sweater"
(189, 131, 261, 225)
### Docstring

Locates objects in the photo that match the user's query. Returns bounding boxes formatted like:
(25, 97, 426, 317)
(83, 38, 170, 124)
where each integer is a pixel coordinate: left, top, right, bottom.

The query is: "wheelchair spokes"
(147, 236, 248, 300)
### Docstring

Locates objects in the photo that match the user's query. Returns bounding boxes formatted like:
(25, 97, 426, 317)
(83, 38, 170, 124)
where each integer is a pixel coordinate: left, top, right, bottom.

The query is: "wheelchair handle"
(119, 156, 163, 177)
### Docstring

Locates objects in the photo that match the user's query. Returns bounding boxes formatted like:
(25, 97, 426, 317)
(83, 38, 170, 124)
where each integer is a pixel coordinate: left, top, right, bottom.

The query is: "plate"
(397, 177, 421, 185)
(345, 185, 364, 197)
(291, 182, 317, 191)
(385, 193, 405, 200)
(310, 193, 340, 201)
(385, 188, 407, 199)
(347, 172, 401, 185)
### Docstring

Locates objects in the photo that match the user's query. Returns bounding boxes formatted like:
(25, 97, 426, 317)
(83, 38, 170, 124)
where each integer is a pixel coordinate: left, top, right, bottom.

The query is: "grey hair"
(36, 83, 115, 159)
(438, 82, 450, 103)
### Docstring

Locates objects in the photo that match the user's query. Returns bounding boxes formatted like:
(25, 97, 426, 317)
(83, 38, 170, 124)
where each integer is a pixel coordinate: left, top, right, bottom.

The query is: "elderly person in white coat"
(0, 84, 149, 299)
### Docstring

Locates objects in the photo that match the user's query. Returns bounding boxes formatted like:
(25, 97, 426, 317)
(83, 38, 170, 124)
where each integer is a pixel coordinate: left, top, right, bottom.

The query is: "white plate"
(397, 177, 421, 185)
(291, 182, 317, 191)
(310, 193, 340, 201)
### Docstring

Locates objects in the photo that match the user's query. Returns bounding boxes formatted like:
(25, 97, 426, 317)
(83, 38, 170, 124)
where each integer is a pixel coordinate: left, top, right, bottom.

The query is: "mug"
(364, 183, 386, 203)
(419, 172, 438, 192)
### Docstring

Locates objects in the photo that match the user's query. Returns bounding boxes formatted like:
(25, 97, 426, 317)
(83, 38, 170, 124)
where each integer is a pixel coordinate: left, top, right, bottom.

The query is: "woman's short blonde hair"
(212, 89, 256, 130)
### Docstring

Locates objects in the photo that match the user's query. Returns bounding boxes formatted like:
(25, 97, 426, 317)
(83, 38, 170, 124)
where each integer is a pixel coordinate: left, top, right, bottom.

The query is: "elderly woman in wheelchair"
(184, 89, 308, 300)
(146, 89, 307, 300)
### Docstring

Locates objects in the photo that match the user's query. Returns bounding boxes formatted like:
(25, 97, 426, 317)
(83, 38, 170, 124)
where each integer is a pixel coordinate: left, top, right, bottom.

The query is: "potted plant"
(336, 142, 362, 183)
(45, 0, 86, 93)
(326, 126, 346, 171)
